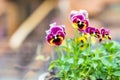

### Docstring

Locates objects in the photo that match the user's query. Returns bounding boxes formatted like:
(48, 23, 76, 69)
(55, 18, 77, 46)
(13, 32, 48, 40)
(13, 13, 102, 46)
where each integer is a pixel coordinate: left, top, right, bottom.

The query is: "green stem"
(88, 36, 91, 54)
(85, 67, 91, 77)
(74, 28, 79, 65)
(56, 46, 64, 60)
(60, 47, 64, 60)
(81, 36, 92, 77)
(74, 28, 79, 38)
(55, 46, 61, 59)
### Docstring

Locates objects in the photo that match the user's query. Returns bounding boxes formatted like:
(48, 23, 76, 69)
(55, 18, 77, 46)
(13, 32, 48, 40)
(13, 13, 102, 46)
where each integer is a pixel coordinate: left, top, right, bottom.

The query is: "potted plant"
(44, 10, 120, 80)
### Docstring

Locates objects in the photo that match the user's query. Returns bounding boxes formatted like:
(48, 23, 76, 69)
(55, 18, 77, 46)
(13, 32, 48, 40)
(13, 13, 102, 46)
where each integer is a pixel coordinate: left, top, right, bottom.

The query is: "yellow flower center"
(50, 36, 64, 46)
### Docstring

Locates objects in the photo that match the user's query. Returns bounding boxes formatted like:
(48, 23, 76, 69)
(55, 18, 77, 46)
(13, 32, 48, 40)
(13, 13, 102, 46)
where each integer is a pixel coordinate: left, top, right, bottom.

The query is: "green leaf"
(103, 41, 113, 49)
(101, 58, 111, 66)
(92, 62, 98, 69)
(49, 63, 56, 70)
(78, 58, 84, 65)
(69, 72, 75, 78)
(67, 58, 74, 64)
(102, 41, 120, 53)
(64, 65, 70, 72)
(49, 60, 58, 70)
(89, 75, 96, 80)
(113, 71, 120, 76)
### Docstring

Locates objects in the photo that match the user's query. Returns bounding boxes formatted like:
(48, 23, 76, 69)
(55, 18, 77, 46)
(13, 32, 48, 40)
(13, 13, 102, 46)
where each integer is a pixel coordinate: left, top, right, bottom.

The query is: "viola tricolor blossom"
(69, 10, 89, 32)
(85, 27, 96, 35)
(69, 10, 111, 42)
(46, 22, 66, 46)
(95, 28, 101, 38)
(85, 27, 111, 42)
(85, 27, 101, 38)
(100, 28, 111, 40)
(75, 36, 87, 50)
(46, 10, 111, 47)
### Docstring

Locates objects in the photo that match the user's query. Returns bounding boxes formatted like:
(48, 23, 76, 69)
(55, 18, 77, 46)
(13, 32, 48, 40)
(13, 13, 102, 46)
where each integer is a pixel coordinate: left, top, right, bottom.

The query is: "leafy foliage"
(49, 36, 120, 80)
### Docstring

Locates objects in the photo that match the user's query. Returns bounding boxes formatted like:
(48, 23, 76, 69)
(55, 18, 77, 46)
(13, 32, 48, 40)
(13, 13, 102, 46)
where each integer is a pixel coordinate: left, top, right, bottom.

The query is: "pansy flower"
(100, 28, 111, 40)
(95, 28, 101, 38)
(69, 10, 89, 32)
(85, 27, 96, 35)
(86, 27, 101, 38)
(46, 22, 66, 46)
(75, 36, 87, 50)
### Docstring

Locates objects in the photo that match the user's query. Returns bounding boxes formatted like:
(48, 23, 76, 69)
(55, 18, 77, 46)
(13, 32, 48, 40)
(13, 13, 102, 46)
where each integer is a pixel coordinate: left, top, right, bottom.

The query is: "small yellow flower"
(75, 36, 87, 50)
(83, 33, 96, 44)
(83, 33, 89, 40)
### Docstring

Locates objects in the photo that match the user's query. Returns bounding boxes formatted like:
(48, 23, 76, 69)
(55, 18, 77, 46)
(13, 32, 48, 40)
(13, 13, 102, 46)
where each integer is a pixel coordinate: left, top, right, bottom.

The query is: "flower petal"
(79, 10, 88, 19)
(45, 22, 66, 46)
(69, 10, 78, 20)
